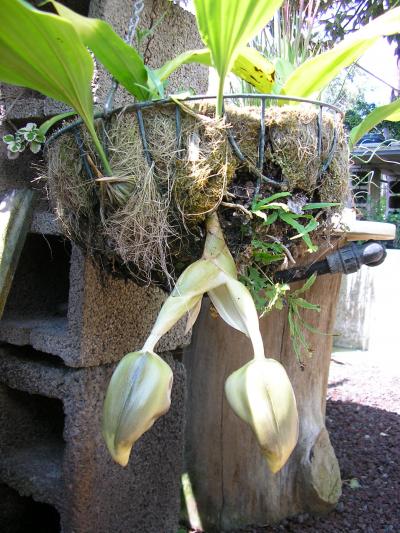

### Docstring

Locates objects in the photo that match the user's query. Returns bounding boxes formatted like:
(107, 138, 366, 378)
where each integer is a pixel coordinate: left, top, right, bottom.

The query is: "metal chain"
(104, 0, 145, 115)
(125, 0, 144, 47)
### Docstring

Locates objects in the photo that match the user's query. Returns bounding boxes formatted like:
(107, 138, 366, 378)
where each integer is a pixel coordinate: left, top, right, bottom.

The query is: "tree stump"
(184, 272, 342, 531)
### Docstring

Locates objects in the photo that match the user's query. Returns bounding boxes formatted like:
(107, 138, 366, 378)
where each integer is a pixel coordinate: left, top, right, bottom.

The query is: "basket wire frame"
(46, 93, 343, 193)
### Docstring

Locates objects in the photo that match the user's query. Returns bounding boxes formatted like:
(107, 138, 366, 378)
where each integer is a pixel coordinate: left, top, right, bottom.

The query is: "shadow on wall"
(0, 483, 60, 533)
(334, 249, 400, 352)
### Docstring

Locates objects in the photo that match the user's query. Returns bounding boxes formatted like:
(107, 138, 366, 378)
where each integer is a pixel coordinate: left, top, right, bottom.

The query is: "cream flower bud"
(102, 350, 173, 466)
(225, 358, 299, 473)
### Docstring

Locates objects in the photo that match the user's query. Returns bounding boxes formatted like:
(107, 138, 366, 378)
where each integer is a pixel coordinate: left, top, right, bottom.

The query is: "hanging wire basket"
(44, 93, 348, 289)
(47, 93, 343, 187)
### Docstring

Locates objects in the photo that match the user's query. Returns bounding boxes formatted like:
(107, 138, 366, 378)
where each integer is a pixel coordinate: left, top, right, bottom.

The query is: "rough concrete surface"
(30, 210, 61, 236)
(80, 254, 191, 364)
(89, 0, 208, 106)
(0, 483, 60, 533)
(0, 83, 70, 122)
(0, 345, 186, 533)
(0, 235, 191, 367)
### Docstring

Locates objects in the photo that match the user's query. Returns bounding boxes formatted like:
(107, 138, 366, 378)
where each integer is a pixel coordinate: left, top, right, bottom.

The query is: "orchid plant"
(103, 213, 299, 472)
(1, 0, 400, 471)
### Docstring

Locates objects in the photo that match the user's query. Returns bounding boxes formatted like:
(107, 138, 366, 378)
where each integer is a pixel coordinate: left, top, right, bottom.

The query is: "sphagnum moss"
(44, 103, 348, 286)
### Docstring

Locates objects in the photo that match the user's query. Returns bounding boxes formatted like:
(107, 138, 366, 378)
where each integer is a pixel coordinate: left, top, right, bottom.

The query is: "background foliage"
(318, 0, 400, 57)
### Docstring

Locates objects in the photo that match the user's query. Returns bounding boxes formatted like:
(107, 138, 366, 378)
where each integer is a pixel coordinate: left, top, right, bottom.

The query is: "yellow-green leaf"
(350, 98, 400, 148)
(155, 49, 211, 82)
(283, 7, 400, 98)
(232, 46, 275, 93)
(0, 0, 113, 174)
(0, 0, 94, 127)
(156, 46, 274, 93)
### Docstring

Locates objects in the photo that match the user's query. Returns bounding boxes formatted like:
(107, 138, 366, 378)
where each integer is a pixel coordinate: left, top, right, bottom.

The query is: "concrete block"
(0, 345, 186, 533)
(89, 0, 208, 107)
(0, 83, 70, 123)
(0, 84, 46, 122)
(0, 228, 191, 367)
(30, 210, 61, 236)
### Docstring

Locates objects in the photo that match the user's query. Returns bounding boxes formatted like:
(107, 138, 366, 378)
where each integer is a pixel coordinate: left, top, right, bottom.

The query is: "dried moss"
(44, 102, 349, 287)
(264, 106, 348, 197)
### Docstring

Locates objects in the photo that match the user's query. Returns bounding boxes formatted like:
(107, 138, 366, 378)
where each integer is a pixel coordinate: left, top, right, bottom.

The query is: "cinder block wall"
(0, 347, 186, 533)
(0, 1, 208, 532)
(0, 224, 191, 367)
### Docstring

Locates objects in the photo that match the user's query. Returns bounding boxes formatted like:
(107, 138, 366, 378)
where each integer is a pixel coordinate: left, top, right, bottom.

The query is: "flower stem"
(143, 337, 156, 353)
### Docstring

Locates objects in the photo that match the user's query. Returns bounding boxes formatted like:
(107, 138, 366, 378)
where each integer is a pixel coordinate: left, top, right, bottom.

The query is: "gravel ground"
(233, 349, 400, 533)
(181, 348, 400, 533)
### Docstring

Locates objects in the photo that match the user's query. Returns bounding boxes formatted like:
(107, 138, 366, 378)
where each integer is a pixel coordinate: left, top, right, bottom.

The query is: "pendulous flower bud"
(225, 358, 299, 473)
(102, 350, 173, 466)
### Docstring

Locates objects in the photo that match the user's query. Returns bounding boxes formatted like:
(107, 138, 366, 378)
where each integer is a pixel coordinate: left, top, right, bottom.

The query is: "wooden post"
(184, 272, 342, 531)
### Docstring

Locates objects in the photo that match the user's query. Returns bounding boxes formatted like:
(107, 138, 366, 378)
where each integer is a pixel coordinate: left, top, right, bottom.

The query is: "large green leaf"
(0, 0, 94, 126)
(193, 0, 283, 114)
(350, 98, 400, 147)
(48, 1, 149, 101)
(156, 46, 275, 93)
(283, 6, 400, 98)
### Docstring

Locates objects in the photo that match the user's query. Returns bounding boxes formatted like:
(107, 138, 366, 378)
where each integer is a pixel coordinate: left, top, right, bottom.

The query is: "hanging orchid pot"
(43, 92, 364, 474)
(44, 93, 349, 290)
(0, 0, 397, 514)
